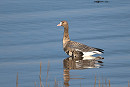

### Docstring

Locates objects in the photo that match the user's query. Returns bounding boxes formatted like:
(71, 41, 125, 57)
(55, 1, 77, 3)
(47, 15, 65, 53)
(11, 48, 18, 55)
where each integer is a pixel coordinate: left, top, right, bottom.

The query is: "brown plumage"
(57, 21, 104, 58)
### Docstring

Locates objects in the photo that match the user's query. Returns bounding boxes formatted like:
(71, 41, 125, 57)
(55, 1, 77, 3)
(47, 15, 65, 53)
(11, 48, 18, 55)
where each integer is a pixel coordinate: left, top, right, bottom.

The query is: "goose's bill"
(57, 22, 62, 26)
(57, 23, 61, 26)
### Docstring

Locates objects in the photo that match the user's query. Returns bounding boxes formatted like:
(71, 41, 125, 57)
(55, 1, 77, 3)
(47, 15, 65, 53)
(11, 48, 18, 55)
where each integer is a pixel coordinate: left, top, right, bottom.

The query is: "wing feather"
(64, 41, 104, 53)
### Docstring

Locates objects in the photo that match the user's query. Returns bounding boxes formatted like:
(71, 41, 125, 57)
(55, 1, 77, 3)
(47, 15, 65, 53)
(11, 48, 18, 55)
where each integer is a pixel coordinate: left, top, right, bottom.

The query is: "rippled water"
(0, 0, 130, 87)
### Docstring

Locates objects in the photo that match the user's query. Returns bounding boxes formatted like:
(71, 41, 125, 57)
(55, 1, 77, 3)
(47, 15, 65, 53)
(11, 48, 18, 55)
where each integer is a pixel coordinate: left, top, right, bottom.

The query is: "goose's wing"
(64, 41, 104, 53)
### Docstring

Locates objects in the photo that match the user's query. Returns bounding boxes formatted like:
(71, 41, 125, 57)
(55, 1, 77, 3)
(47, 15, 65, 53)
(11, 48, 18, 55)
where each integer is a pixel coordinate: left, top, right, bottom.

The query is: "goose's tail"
(82, 48, 104, 57)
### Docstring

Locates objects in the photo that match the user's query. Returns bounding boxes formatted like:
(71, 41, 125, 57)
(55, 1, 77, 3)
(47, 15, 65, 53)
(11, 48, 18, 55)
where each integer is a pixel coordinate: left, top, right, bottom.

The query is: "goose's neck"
(63, 26, 70, 44)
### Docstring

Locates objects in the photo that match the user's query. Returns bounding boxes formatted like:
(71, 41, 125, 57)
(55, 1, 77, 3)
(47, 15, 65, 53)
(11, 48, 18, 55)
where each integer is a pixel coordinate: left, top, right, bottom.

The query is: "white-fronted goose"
(57, 21, 104, 58)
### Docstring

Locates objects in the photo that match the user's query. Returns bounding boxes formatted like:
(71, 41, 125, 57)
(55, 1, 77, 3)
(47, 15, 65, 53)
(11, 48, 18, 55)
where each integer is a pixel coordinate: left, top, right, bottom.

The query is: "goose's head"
(57, 21, 68, 28)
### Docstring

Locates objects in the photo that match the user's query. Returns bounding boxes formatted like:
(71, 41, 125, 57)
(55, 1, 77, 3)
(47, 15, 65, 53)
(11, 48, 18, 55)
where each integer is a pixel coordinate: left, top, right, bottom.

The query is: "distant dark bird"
(57, 21, 104, 58)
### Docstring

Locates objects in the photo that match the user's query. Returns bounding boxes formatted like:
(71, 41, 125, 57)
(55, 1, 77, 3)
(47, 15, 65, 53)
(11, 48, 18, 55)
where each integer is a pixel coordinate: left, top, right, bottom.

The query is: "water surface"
(0, 0, 130, 87)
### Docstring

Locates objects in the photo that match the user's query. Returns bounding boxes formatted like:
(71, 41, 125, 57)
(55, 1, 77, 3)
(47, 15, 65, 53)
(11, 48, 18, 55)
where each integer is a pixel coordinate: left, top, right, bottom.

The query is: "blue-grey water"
(0, 0, 130, 87)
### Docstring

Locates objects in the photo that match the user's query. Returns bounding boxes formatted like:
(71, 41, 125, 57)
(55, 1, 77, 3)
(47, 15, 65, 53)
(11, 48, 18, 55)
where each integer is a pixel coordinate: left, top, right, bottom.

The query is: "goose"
(57, 21, 104, 58)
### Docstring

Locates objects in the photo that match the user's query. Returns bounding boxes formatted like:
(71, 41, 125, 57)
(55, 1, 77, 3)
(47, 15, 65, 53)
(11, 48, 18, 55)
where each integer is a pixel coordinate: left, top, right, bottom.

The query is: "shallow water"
(0, 0, 130, 87)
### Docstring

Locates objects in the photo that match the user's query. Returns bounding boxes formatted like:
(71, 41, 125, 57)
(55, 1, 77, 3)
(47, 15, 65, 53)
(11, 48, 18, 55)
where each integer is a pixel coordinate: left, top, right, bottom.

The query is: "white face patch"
(60, 22, 62, 26)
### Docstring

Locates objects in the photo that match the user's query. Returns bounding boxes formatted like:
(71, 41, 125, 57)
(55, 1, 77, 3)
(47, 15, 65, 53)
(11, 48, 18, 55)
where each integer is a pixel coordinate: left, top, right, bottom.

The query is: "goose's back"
(64, 41, 98, 52)
(63, 41, 104, 57)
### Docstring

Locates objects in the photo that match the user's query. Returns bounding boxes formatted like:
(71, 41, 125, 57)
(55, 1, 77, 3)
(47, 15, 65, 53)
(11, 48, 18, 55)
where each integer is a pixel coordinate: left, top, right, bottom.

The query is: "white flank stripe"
(82, 51, 102, 57)
(75, 49, 82, 51)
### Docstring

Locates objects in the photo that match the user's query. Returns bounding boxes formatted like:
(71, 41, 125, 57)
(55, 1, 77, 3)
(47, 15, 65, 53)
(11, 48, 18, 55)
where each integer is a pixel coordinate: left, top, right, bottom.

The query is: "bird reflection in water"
(63, 56, 104, 87)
